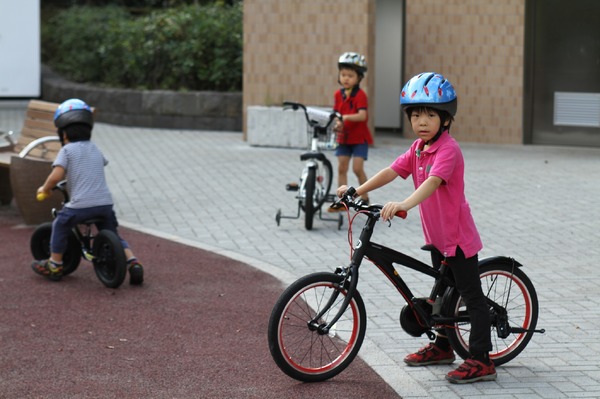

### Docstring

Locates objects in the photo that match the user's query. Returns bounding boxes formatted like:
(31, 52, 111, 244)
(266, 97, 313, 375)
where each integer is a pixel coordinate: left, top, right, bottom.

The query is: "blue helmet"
(400, 72, 457, 116)
(53, 99, 94, 129)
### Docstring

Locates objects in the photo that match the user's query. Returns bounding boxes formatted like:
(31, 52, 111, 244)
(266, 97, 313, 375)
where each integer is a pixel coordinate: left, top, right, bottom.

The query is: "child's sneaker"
(31, 259, 63, 281)
(404, 343, 455, 366)
(128, 260, 144, 285)
(327, 203, 345, 213)
(445, 358, 497, 384)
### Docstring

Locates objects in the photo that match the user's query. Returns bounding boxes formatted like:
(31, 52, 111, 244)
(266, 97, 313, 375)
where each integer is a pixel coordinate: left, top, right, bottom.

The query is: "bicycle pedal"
(286, 183, 299, 191)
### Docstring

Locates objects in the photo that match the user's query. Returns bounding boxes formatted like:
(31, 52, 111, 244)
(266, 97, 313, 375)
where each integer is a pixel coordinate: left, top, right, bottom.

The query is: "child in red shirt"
(330, 52, 373, 208)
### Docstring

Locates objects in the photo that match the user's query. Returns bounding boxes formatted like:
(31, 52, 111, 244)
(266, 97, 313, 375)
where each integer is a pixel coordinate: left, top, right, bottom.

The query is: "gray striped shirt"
(53, 141, 113, 209)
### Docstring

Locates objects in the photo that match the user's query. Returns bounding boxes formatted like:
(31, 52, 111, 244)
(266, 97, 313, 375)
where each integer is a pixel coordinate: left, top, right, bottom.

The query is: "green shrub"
(42, 3, 242, 91)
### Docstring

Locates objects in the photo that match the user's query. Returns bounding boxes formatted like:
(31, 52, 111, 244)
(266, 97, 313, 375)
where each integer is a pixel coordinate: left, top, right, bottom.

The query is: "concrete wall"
(243, 0, 376, 140)
(42, 67, 242, 131)
(244, 0, 526, 145)
(404, 0, 525, 144)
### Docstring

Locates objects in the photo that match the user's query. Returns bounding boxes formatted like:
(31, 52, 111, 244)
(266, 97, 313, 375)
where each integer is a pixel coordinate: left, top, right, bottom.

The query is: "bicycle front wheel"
(92, 230, 127, 288)
(315, 157, 333, 209)
(303, 167, 316, 230)
(268, 272, 367, 382)
(443, 261, 539, 366)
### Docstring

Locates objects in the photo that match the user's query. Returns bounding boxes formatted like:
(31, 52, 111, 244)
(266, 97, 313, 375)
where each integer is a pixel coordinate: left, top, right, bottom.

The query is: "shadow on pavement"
(0, 205, 401, 399)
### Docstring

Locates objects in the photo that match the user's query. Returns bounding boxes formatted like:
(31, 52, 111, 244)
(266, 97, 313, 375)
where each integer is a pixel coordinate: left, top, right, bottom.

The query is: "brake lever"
(383, 210, 407, 227)
(330, 111, 342, 122)
(329, 200, 345, 210)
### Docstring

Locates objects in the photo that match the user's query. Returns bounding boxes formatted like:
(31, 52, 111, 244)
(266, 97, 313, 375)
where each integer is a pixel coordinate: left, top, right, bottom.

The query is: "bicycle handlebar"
(330, 186, 408, 220)
(283, 101, 341, 129)
(37, 180, 69, 202)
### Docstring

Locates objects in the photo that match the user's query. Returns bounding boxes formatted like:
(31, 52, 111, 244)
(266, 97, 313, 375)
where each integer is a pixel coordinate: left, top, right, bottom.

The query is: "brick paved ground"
(3, 101, 599, 398)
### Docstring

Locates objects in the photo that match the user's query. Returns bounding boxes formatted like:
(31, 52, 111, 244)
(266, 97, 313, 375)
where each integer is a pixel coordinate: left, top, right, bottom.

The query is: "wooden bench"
(0, 100, 63, 224)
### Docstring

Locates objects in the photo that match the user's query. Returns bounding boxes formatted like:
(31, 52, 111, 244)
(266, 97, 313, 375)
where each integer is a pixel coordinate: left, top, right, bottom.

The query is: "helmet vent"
(423, 73, 435, 87)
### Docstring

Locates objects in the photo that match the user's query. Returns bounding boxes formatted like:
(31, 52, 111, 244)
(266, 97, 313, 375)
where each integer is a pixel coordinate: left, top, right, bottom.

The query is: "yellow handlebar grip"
(36, 192, 48, 201)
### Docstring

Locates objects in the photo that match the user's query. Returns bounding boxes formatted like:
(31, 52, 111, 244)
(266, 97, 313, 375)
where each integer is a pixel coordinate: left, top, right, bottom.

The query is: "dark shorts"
(51, 205, 129, 254)
(335, 142, 369, 160)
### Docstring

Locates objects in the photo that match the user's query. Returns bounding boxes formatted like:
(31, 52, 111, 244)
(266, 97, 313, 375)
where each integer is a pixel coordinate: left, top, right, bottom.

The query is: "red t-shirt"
(333, 87, 373, 145)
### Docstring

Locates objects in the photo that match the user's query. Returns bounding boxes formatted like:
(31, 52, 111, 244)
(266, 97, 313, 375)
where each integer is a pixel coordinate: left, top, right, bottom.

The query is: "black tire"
(30, 222, 81, 275)
(303, 167, 316, 230)
(268, 272, 367, 382)
(443, 262, 539, 366)
(92, 230, 127, 288)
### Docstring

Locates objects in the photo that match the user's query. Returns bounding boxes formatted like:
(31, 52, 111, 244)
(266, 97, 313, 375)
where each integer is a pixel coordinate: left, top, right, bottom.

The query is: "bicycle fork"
(308, 262, 359, 335)
(72, 225, 95, 262)
(309, 221, 374, 334)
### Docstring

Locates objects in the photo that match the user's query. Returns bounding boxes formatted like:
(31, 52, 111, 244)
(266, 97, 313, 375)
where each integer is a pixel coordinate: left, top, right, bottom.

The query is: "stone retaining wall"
(41, 67, 242, 131)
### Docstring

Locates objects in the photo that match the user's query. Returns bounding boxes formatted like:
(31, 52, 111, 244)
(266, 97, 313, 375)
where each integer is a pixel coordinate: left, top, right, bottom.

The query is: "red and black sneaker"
(446, 358, 497, 384)
(404, 343, 455, 366)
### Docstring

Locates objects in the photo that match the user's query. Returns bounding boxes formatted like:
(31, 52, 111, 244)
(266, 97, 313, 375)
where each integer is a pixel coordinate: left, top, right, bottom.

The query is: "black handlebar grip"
(344, 186, 356, 198)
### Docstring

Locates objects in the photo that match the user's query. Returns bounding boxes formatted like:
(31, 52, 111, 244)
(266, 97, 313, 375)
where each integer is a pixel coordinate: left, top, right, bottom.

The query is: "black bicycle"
(268, 189, 544, 382)
(275, 101, 343, 230)
(31, 180, 127, 288)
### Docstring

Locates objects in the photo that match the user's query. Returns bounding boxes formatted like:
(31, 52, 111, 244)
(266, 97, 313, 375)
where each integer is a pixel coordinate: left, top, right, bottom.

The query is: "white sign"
(0, 0, 40, 97)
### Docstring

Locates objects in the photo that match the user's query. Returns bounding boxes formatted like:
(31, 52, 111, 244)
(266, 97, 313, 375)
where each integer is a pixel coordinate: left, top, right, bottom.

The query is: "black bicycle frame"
(317, 211, 524, 335)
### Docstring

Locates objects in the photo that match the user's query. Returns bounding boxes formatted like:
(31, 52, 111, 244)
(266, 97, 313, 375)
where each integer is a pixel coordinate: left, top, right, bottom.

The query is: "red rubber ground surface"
(0, 206, 401, 398)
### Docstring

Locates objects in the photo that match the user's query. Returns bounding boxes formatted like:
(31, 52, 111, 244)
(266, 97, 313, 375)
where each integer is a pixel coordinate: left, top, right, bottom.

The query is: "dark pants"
(51, 205, 129, 254)
(432, 246, 492, 356)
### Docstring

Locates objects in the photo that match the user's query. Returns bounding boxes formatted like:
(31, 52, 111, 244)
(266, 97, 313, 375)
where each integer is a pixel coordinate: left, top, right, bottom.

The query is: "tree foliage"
(42, 3, 242, 92)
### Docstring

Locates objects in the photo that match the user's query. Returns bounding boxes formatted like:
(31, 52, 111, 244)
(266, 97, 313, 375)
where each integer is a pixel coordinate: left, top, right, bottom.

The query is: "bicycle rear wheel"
(443, 261, 539, 366)
(268, 272, 367, 382)
(30, 222, 81, 275)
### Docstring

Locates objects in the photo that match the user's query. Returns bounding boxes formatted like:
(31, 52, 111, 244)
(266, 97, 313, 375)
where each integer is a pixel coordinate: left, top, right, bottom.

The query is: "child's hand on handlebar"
(336, 185, 352, 198)
(381, 201, 408, 221)
(329, 186, 355, 211)
(36, 187, 50, 201)
(334, 118, 343, 132)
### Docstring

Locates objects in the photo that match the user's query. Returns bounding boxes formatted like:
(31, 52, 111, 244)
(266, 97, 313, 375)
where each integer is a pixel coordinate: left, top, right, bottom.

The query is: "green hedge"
(42, 3, 242, 92)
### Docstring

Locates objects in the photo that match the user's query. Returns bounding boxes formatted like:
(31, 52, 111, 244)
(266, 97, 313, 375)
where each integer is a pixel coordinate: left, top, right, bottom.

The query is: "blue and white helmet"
(53, 98, 94, 129)
(400, 72, 457, 116)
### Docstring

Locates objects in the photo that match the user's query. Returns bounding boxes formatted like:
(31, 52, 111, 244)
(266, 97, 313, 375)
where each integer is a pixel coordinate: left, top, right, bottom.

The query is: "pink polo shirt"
(390, 131, 482, 258)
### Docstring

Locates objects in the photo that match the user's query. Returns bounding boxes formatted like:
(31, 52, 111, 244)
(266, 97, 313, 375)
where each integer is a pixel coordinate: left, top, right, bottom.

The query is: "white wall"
(0, 0, 40, 97)
(375, 0, 403, 129)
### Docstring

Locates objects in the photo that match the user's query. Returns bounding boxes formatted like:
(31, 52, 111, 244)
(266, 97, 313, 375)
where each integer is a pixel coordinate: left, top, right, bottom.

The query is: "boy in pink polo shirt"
(334, 72, 495, 384)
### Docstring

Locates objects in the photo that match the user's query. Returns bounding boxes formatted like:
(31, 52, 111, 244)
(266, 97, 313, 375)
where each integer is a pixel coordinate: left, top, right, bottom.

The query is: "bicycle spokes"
(269, 274, 366, 381)
(445, 265, 540, 366)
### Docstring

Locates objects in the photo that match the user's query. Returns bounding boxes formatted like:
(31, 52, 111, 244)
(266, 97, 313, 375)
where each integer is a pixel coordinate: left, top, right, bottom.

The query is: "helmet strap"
(57, 129, 65, 146)
(429, 113, 452, 144)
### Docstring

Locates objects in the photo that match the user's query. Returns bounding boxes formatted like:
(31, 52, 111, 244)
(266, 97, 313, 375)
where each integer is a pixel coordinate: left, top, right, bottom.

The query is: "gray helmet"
(338, 52, 368, 76)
